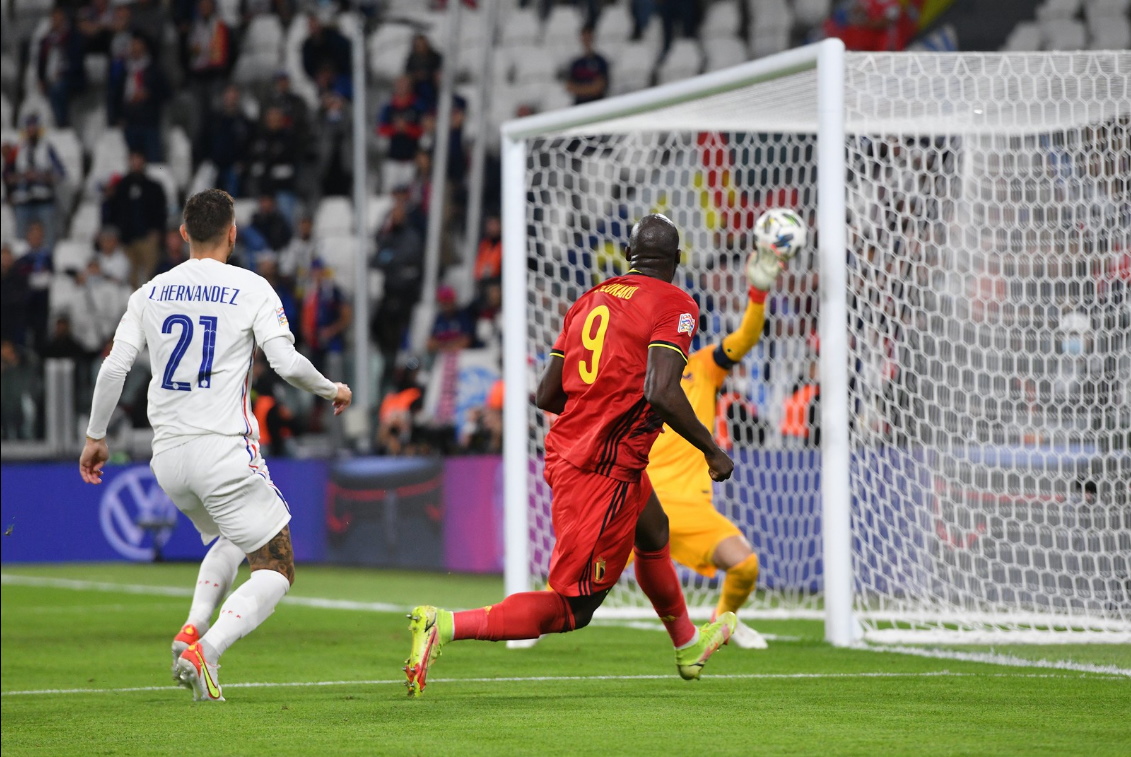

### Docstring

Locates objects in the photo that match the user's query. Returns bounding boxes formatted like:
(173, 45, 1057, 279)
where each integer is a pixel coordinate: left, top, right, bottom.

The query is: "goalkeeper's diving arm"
(712, 245, 784, 370)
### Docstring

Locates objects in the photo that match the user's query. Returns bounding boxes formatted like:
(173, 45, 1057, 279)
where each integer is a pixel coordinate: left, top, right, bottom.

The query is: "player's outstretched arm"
(716, 246, 788, 368)
(535, 354, 567, 414)
(260, 336, 351, 415)
(644, 347, 734, 482)
(81, 338, 141, 484)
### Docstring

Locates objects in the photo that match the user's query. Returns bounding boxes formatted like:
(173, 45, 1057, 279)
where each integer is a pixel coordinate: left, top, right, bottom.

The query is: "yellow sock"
(715, 553, 759, 616)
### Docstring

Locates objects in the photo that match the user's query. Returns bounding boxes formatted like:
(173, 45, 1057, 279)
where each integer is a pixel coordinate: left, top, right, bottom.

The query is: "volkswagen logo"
(99, 467, 179, 561)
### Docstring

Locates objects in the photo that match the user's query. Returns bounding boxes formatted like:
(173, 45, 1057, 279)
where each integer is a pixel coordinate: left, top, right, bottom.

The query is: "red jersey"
(545, 273, 699, 482)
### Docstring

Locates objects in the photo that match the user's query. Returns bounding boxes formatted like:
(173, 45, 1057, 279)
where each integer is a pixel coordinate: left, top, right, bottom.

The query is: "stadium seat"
(704, 36, 749, 71)
(510, 43, 561, 85)
(77, 104, 107, 154)
(541, 85, 575, 113)
(595, 4, 633, 45)
(85, 129, 129, 199)
(0, 53, 18, 94)
(0, 203, 15, 244)
(68, 202, 101, 243)
(84, 54, 109, 87)
(365, 194, 394, 236)
(1041, 18, 1088, 49)
(316, 234, 361, 292)
(233, 198, 257, 228)
(167, 128, 193, 191)
(1002, 21, 1042, 51)
(701, 0, 742, 38)
(1036, 0, 1083, 20)
(146, 164, 180, 211)
(1, 93, 11, 130)
(53, 239, 93, 273)
(611, 42, 656, 95)
(188, 162, 217, 197)
(748, 0, 793, 58)
(315, 197, 355, 237)
(543, 4, 583, 40)
(501, 8, 540, 46)
(216, 0, 240, 27)
(793, 0, 832, 27)
(44, 129, 83, 206)
(369, 22, 415, 81)
(657, 40, 703, 84)
(245, 15, 285, 58)
(1090, 19, 1130, 47)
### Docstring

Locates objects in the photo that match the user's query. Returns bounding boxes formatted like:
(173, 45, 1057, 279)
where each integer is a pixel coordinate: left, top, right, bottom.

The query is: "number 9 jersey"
(111, 258, 296, 455)
(544, 273, 699, 483)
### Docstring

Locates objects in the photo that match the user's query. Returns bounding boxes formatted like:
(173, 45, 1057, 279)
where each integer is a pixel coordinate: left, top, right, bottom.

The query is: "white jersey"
(112, 258, 294, 454)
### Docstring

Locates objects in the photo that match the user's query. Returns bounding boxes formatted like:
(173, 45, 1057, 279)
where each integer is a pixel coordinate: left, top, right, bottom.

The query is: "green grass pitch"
(2, 564, 1128, 756)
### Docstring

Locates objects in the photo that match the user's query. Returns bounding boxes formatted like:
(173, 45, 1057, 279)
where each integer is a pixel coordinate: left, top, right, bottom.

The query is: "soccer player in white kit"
(79, 190, 352, 702)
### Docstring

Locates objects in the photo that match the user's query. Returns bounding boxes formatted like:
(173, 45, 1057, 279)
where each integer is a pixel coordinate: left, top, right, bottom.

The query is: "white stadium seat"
(611, 42, 656, 95)
(53, 239, 94, 273)
(216, 0, 241, 27)
(510, 44, 560, 85)
(369, 22, 415, 81)
(705, 36, 749, 71)
(365, 194, 394, 236)
(595, 5, 633, 45)
(1090, 19, 1131, 47)
(1037, 0, 1083, 20)
(793, 0, 832, 27)
(85, 129, 129, 199)
(1002, 21, 1042, 51)
(501, 8, 540, 46)
(701, 0, 742, 38)
(748, 0, 793, 58)
(315, 197, 354, 238)
(1, 203, 15, 244)
(68, 202, 101, 243)
(167, 127, 193, 191)
(1041, 18, 1088, 49)
(1, 93, 12, 130)
(543, 4, 583, 40)
(146, 164, 180, 211)
(316, 234, 361, 292)
(656, 39, 703, 84)
(233, 198, 257, 228)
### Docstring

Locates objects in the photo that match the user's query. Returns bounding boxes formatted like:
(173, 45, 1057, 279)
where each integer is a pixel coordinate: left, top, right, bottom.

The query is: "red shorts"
(544, 457, 652, 597)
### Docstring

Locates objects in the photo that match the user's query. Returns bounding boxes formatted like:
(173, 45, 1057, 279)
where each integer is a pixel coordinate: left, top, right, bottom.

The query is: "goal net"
(503, 44, 1131, 644)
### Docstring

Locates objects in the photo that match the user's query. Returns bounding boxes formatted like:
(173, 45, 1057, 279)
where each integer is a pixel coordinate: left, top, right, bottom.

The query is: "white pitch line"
(854, 642, 1131, 678)
(3, 670, 1125, 697)
(0, 574, 410, 613)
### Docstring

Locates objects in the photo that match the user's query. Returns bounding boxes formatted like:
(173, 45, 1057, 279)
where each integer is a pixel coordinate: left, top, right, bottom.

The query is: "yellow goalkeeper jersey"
(647, 346, 728, 502)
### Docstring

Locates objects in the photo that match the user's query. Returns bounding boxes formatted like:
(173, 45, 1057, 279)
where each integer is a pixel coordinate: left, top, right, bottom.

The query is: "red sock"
(634, 544, 697, 647)
(452, 591, 575, 641)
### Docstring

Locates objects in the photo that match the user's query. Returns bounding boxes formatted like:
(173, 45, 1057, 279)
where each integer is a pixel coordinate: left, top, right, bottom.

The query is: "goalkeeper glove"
(745, 244, 787, 295)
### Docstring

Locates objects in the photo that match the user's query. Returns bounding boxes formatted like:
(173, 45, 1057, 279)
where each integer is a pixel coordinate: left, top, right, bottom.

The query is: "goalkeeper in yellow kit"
(647, 212, 798, 649)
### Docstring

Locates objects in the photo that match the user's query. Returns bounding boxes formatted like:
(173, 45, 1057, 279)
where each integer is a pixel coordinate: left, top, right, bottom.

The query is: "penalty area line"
(854, 643, 1131, 678)
(3, 670, 1124, 697)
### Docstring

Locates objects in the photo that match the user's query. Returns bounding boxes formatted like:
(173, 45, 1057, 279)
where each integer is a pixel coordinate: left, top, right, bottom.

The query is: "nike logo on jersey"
(148, 284, 241, 305)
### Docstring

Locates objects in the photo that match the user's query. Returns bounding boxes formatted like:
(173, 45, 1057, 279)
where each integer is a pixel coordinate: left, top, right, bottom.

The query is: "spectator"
(77, 0, 115, 56)
(390, 182, 427, 235)
(372, 199, 425, 381)
(300, 259, 352, 372)
(409, 148, 434, 217)
(155, 225, 188, 275)
(246, 193, 294, 254)
(302, 13, 352, 97)
(103, 4, 133, 125)
(565, 25, 609, 105)
(41, 314, 88, 362)
(257, 253, 299, 341)
(376, 355, 424, 455)
(1, 340, 39, 440)
(251, 352, 298, 458)
(427, 285, 474, 355)
(105, 149, 166, 288)
(113, 33, 167, 161)
(278, 213, 316, 291)
(37, 8, 85, 128)
(196, 84, 253, 197)
(93, 226, 131, 284)
(418, 86, 468, 186)
(4, 116, 65, 244)
(56, 258, 130, 356)
(16, 221, 53, 352)
(377, 76, 424, 192)
(473, 277, 503, 353)
(314, 91, 353, 199)
(0, 245, 28, 346)
(405, 33, 442, 104)
(474, 214, 502, 282)
(265, 70, 311, 155)
(186, 0, 233, 126)
(461, 379, 503, 454)
(247, 106, 301, 222)
(129, 0, 166, 55)
(781, 355, 821, 446)
(824, 0, 918, 52)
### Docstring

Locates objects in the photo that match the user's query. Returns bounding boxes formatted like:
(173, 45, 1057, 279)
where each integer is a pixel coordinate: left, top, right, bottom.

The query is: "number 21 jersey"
(545, 273, 699, 482)
(111, 258, 295, 454)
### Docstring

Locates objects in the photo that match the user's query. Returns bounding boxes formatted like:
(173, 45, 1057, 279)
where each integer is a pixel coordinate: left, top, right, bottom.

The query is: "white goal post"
(501, 40, 1131, 646)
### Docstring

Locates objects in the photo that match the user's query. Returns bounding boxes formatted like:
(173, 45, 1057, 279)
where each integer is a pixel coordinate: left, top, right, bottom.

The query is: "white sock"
(184, 538, 245, 633)
(200, 569, 291, 660)
(675, 628, 701, 651)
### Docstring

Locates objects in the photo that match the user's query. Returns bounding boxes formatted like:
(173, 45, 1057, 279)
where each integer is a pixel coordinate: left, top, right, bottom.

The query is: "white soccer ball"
(753, 208, 808, 261)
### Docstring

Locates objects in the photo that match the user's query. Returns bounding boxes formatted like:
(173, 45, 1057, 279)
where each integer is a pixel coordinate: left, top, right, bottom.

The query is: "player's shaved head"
(183, 189, 235, 246)
(626, 214, 681, 282)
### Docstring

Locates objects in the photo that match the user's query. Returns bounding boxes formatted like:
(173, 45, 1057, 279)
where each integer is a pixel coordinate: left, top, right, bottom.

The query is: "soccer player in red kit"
(403, 214, 738, 697)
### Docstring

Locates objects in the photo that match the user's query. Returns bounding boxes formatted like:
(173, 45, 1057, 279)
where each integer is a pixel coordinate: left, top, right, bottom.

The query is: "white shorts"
(151, 435, 292, 554)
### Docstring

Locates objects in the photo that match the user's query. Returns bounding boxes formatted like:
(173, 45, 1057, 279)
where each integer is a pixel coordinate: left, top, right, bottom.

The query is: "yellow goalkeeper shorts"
(660, 494, 743, 579)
